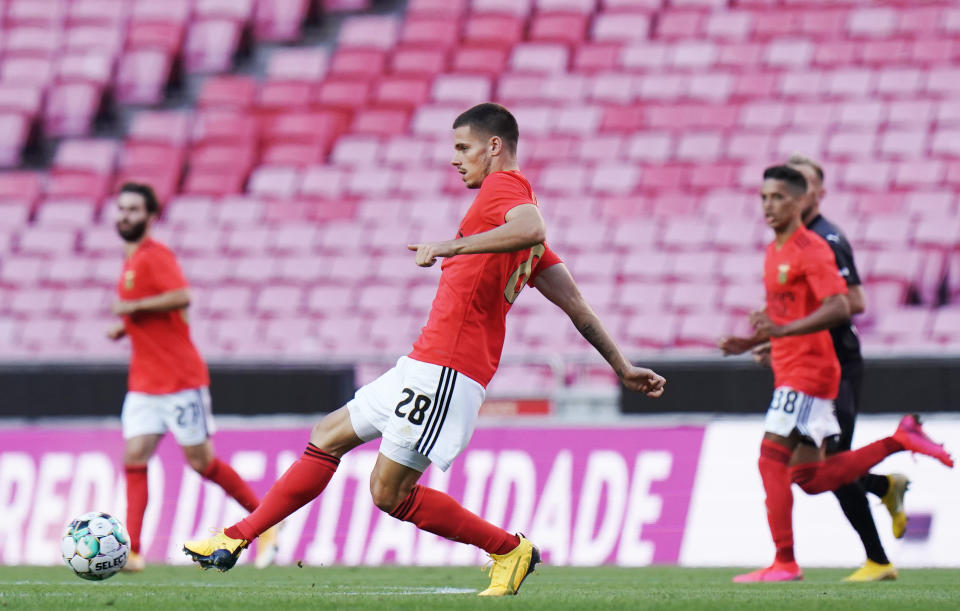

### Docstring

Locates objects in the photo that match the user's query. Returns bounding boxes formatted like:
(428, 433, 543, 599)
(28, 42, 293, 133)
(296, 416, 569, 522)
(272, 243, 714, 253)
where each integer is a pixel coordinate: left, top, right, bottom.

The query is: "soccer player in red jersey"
(183, 103, 666, 596)
(109, 183, 276, 571)
(719, 166, 953, 583)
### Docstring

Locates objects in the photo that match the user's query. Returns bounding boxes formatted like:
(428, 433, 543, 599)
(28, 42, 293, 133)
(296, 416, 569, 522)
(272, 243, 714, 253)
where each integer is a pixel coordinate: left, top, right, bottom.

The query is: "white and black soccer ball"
(60, 512, 130, 581)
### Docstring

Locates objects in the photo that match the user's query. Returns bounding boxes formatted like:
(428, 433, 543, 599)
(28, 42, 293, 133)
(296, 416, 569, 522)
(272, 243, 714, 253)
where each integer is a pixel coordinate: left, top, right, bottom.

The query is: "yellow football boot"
(477, 535, 540, 597)
(843, 559, 898, 582)
(182, 529, 248, 572)
(881, 474, 910, 539)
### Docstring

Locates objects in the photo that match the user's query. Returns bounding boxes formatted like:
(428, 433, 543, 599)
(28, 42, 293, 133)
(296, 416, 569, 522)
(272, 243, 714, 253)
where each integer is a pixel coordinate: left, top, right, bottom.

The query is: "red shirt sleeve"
(146, 246, 189, 294)
(529, 243, 563, 286)
(802, 239, 847, 301)
(480, 172, 535, 227)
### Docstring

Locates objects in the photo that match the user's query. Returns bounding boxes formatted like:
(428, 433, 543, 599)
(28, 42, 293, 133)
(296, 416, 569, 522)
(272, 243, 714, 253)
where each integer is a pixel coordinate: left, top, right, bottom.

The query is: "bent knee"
(369, 481, 407, 514)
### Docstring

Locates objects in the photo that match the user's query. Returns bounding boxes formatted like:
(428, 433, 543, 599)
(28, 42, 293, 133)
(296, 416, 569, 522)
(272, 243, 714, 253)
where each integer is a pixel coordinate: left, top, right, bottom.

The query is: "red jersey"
(117, 238, 209, 394)
(764, 225, 847, 399)
(409, 170, 561, 386)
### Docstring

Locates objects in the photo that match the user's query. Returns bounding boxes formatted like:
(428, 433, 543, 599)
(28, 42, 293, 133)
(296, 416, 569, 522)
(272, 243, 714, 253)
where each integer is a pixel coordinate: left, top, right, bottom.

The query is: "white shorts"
(764, 386, 841, 447)
(121, 387, 215, 447)
(347, 356, 485, 472)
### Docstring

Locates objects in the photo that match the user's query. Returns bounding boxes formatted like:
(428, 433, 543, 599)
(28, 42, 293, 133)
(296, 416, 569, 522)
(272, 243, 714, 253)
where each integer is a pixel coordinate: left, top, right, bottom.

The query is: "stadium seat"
(254, 0, 310, 42)
(185, 19, 244, 74)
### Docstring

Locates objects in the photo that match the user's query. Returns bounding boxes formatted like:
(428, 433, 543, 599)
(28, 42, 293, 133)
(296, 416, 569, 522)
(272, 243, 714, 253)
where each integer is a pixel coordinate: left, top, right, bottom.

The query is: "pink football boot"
(892, 414, 954, 468)
(733, 561, 804, 583)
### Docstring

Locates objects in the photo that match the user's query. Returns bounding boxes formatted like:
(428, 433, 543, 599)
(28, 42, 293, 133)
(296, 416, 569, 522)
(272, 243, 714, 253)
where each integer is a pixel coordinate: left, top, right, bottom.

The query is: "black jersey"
(807, 214, 863, 367)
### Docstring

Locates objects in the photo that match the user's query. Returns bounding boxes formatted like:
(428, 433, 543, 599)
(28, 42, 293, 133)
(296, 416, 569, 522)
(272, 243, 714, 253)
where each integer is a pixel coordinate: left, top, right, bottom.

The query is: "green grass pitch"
(2, 565, 959, 610)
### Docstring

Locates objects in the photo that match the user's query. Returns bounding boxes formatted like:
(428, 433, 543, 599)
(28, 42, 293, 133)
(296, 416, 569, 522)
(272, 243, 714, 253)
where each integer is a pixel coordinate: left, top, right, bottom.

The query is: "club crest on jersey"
(124, 270, 135, 290)
(777, 264, 790, 284)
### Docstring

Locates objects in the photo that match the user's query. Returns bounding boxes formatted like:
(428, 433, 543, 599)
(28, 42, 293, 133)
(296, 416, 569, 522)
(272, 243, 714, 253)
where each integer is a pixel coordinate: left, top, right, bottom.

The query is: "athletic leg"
(734, 432, 803, 583)
(123, 433, 162, 560)
(182, 440, 259, 513)
(828, 374, 889, 567)
(370, 453, 520, 555)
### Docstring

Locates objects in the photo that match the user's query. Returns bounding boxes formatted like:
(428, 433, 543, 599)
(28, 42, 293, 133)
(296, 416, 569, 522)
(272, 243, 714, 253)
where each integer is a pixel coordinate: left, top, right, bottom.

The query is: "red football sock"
(201, 457, 259, 512)
(226, 444, 338, 541)
(390, 485, 520, 555)
(791, 437, 902, 495)
(759, 439, 795, 564)
(124, 464, 148, 555)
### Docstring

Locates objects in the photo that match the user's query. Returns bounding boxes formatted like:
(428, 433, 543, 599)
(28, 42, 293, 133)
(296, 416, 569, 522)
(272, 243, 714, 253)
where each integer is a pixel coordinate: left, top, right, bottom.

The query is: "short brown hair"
(786, 153, 824, 183)
(452, 103, 519, 154)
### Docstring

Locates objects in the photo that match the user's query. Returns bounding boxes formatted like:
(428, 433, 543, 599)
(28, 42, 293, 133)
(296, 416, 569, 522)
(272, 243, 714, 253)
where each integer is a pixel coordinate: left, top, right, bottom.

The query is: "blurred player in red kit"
(109, 183, 276, 571)
(719, 166, 953, 583)
(183, 103, 666, 596)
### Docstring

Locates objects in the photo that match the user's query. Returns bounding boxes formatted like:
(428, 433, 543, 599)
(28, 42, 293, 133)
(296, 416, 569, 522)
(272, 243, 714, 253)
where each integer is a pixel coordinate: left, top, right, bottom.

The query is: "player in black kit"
(752, 154, 909, 582)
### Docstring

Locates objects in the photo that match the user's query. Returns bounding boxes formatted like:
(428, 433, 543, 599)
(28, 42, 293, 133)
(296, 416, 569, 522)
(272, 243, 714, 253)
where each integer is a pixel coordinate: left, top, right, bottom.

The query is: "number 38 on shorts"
(763, 385, 841, 447)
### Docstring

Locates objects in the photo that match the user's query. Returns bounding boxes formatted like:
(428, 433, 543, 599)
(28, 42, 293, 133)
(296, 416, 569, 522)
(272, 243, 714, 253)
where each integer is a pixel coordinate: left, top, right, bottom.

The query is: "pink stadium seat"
(351, 108, 409, 136)
(129, 111, 192, 147)
(407, 0, 467, 17)
(511, 43, 570, 73)
(374, 77, 431, 109)
(114, 49, 175, 105)
(126, 21, 185, 55)
(676, 312, 729, 347)
(185, 19, 244, 74)
(248, 166, 301, 199)
(401, 17, 459, 49)
(181, 166, 248, 197)
(305, 284, 354, 314)
(432, 75, 491, 105)
(57, 287, 110, 316)
(44, 82, 103, 137)
(623, 311, 678, 349)
(198, 76, 257, 109)
(720, 283, 764, 315)
(338, 15, 399, 50)
(203, 286, 254, 317)
(464, 15, 525, 48)
(913, 217, 960, 252)
(0, 113, 32, 166)
(0, 200, 33, 227)
(668, 282, 719, 313)
(266, 48, 327, 82)
(54, 139, 118, 175)
(254, 0, 310, 42)
(573, 42, 622, 72)
(530, 13, 588, 45)
(191, 110, 258, 146)
(388, 47, 446, 77)
(930, 307, 960, 344)
(593, 12, 652, 42)
(258, 80, 312, 109)
(34, 199, 96, 228)
(256, 286, 303, 316)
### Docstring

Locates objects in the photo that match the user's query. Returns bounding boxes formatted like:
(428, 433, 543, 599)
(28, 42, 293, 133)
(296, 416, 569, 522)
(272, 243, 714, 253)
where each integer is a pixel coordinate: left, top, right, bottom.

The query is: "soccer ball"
(60, 512, 130, 581)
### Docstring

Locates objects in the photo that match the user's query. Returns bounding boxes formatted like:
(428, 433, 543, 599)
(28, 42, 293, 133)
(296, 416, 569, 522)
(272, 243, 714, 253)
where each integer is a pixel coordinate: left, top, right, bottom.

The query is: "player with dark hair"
(182, 103, 667, 596)
(719, 166, 953, 583)
(109, 183, 277, 571)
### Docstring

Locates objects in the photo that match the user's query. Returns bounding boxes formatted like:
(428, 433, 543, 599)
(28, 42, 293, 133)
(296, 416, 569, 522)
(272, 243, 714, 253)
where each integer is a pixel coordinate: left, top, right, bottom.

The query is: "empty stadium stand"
(0, 0, 958, 396)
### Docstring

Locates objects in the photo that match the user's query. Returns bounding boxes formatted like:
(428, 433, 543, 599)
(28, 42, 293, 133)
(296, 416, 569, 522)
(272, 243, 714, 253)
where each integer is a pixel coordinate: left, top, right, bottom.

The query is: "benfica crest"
(777, 264, 790, 284)
(123, 270, 135, 290)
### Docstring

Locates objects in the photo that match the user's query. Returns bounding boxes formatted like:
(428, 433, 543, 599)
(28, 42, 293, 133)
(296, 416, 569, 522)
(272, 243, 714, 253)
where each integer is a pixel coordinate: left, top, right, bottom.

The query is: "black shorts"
(826, 361, 863, 453)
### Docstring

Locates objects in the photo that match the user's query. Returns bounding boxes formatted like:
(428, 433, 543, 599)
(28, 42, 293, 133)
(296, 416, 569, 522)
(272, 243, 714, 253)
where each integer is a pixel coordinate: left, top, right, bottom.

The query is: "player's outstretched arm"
(533, 263, 665, 398)
(112, 288, 191, 316)
(407, 204, 546, 267)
